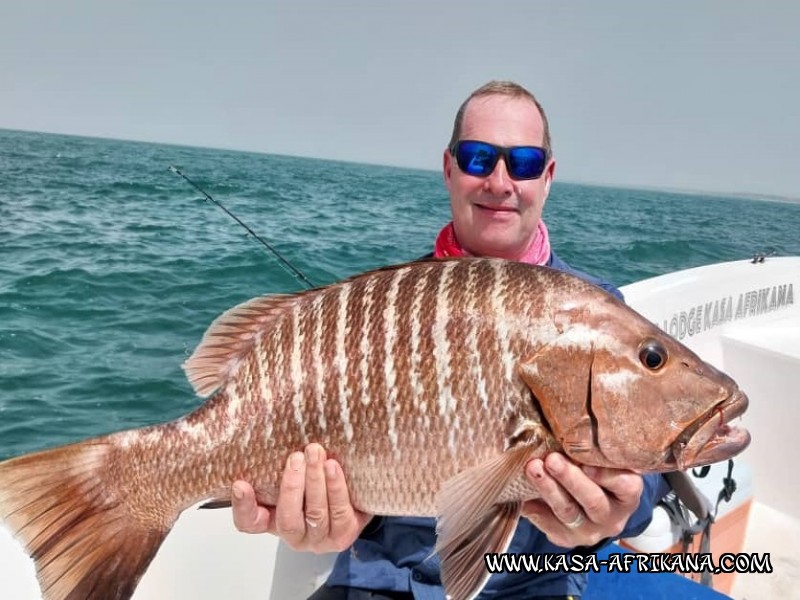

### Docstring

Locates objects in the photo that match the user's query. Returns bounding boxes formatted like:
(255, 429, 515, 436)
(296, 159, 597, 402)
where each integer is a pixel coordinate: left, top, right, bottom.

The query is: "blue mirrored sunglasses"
(450, 140, 548, 180)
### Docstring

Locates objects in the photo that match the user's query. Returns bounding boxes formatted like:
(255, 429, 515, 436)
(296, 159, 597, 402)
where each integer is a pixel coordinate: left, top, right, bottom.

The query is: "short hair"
(448, 80, 552, 156)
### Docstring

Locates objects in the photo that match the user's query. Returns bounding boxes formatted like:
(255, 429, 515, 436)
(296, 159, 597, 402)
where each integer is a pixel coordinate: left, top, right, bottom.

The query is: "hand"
(521, 453, 643, 548)
(231, 443, 373, 553)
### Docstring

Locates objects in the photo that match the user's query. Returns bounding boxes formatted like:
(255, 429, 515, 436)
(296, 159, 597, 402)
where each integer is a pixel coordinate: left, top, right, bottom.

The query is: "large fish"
(0, 257, 750, 600)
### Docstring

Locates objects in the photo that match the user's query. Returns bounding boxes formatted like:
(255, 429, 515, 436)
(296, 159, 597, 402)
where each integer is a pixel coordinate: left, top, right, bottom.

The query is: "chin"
(472, 236, 520, 258)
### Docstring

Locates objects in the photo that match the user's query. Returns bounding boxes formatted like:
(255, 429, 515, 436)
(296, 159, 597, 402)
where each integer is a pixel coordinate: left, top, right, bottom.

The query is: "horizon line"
(2, 125, 797, 205)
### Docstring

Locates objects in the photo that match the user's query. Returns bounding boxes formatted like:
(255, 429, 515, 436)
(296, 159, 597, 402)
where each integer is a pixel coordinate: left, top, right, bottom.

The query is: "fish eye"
(639, 341, 667, 370)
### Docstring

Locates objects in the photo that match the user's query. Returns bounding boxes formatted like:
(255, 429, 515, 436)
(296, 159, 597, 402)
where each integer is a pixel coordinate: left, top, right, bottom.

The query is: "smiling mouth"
(671, 389, 751, 470)
(476, 204, 517, 213)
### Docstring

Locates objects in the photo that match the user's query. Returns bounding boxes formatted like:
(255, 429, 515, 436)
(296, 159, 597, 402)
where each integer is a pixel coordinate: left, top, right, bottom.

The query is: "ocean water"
(1, 128, 799, 460)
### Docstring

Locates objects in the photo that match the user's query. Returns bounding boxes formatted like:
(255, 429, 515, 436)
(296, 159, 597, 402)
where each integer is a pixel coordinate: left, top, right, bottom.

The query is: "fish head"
(519, 292, 750, 472)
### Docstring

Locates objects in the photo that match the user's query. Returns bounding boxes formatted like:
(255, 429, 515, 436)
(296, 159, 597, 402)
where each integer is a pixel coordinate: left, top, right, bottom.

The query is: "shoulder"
(411, 251, 625, 302)
(547, 250, 625, 302)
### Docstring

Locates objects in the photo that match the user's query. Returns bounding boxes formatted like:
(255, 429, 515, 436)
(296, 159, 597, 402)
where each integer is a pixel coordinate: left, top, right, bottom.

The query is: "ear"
(517, 332, 599, 461)
(443, 148, 454, 190)
(542, 159, 556, 198)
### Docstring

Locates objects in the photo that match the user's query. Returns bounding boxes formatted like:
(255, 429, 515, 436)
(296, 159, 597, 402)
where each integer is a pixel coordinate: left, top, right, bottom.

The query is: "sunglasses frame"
(449, 140, 549, 181)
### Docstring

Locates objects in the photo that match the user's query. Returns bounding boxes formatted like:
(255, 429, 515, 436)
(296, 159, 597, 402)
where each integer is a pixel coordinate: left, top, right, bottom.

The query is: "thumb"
(521, 499, 551, 523)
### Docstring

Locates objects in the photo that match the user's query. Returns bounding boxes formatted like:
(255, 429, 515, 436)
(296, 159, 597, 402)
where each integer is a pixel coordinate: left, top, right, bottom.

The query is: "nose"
(483, 156, 514, 197)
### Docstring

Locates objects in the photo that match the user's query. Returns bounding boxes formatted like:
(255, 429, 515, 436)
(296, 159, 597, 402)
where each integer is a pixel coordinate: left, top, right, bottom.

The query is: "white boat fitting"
(620, 255, 800, 599)
(1, 256, 797, 599)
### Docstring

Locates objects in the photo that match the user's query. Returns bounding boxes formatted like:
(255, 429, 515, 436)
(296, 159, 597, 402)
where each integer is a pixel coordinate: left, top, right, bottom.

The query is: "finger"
(527, 455, 587, 527)
(544, 454, 610, 524)
(582, 465, 643, 508)
(274, 452, 307, 547)
(520, 499, 576, 548)
(520, 498, 552, 523)
(231, 480, 274, 534)
(325, 459, 373, 550)
(301, 444, 330, 545)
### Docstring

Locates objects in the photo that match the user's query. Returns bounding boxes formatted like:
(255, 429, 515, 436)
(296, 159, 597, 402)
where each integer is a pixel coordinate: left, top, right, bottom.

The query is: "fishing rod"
(168, 165, 315, 289)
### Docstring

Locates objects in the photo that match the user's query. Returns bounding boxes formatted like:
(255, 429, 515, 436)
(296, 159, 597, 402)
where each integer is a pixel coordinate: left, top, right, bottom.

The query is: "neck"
(433, 221, 551, 266)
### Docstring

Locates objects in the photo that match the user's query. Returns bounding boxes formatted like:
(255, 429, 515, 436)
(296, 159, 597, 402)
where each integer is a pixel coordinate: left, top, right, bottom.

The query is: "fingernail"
(526, 459, 544, 479)
(305, 444, 319, 465)
(289, 452, 304, 471)
(546, 454, 564, 475)
(324, 460, 337, 479)
(232, 482, 244, 501)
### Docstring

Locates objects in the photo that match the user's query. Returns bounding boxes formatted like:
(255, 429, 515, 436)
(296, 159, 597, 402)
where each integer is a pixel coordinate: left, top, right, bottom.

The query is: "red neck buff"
(433, 220, 551, 265)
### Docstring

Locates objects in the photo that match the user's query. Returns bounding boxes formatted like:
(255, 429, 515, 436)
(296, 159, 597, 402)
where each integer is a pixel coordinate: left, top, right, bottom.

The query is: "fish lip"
(672, 389, 751, 470)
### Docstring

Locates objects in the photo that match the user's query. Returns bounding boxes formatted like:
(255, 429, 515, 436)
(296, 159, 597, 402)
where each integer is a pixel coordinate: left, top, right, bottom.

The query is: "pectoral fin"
(435, 444, 543, 600)
(440, 502, 520, 600)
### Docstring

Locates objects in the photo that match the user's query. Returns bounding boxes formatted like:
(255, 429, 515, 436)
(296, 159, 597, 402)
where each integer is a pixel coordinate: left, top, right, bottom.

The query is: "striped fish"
(0, 257, 750, 600)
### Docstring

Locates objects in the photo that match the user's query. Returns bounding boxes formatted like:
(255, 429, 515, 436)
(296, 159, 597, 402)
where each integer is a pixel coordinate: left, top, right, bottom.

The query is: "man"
(231, 81, 669, 598)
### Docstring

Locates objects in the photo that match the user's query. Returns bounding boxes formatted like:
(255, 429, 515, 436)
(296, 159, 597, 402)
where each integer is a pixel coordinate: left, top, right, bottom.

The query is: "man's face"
(443, 94, 555, 260)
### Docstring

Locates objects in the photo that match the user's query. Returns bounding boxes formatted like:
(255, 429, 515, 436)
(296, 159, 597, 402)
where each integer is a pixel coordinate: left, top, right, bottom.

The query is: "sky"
(1, 1, 799, 199)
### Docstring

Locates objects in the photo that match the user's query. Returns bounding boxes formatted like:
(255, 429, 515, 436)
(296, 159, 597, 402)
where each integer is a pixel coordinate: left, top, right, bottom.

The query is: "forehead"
(461, 94, 545, 146)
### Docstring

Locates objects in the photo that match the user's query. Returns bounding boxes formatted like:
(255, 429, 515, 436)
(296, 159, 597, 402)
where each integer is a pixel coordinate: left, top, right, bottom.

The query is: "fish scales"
(346, 275, 368, 411)
(208, 260, 518, 514)
(253, 336, 274, 442)
(105, 261, 578, 514)
(331, 261, 530, 513)
(349, 264, 454, 512)
(445, 262, 474, 454)
(346, 275, 372, 442)
(412, 264, 441, 423)
(463, 260, 490, 414)
(290, 303, 310, 438)
(364, 270, 390, 445)
(296, 298, 320, 435)
(309, 293, 327, 432)
(0, 257, 752, 600)
(433, 260, 455, 425)
(319, 287, 342, 442)
(289, 303, 308, 443)
(381, 267, 402, 456)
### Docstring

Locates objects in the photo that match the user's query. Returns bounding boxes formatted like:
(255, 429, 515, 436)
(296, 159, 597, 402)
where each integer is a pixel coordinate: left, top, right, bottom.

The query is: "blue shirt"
(325, 251, 671, 599)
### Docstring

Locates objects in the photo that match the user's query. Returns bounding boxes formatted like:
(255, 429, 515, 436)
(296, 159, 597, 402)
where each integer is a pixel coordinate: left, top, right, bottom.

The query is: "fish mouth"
(671, 389, 751, 470)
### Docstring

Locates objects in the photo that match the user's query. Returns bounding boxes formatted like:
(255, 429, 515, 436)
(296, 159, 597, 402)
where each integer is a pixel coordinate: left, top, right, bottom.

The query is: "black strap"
(658, 459, 738, 588)
(715, 459, 737, 509)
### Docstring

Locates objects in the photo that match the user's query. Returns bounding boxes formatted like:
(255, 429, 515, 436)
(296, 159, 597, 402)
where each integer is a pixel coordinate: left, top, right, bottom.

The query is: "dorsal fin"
(182, 292, 306, 397)
(181, 257, 461, 397)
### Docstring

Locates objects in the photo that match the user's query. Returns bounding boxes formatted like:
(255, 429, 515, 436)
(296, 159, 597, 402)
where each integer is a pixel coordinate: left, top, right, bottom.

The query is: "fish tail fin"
(0, 439, 172, 600)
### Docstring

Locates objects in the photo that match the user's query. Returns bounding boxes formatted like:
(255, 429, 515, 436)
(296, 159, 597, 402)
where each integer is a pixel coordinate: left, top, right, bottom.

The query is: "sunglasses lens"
(508, 147, 547, 179)
(455, 141, 547, 180)
(455, 141, 498, 176)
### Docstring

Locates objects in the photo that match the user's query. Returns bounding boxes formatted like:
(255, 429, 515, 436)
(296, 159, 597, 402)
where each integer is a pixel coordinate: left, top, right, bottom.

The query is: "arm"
(520, 453, 669, 549)
(231, 443, 373, 553)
